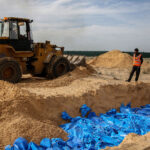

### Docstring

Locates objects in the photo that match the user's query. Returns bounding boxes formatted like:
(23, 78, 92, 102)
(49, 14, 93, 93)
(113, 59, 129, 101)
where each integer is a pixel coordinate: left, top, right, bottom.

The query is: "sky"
(0, 0, 150, 51)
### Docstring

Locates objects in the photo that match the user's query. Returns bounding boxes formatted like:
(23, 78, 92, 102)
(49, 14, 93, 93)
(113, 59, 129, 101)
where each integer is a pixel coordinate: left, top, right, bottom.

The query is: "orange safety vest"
(133, 54, 142, 66)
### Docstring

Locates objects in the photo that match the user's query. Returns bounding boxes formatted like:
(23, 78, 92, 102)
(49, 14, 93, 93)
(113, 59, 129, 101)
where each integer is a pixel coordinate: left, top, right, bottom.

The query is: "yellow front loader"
(0, 17, 85, 83)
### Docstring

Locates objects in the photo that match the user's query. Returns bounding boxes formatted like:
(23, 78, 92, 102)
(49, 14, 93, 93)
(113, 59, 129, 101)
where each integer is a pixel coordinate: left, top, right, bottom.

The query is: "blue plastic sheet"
(5, 104, 150, 150)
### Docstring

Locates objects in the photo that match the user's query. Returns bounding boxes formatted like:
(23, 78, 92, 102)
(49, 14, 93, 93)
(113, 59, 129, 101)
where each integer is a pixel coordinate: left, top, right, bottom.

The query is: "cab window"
(18, 22, 27, 39)
(1, 22, 9, 37)
(10, 21, 18, 39)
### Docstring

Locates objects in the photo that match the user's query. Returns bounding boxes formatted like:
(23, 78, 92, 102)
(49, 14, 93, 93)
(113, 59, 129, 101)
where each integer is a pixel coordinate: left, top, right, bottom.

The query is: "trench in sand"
(0, 79, 150, 148)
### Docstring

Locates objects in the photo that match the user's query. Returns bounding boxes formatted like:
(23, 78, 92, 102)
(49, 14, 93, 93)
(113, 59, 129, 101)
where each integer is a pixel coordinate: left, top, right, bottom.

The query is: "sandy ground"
(0, 50, 150, 149)
(18, 67, 150, 97)
(105, 133, 150, 150)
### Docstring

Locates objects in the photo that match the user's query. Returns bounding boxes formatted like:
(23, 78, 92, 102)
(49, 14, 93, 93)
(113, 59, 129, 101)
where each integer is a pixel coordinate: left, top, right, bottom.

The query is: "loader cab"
(0, 17, 33, 51)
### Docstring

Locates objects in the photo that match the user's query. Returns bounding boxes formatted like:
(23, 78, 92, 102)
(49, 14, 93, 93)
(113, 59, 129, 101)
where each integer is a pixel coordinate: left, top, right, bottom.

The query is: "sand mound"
(89, 50, 150, 71)
(142, 60, 150, 74)
(0, 81, 22, 101)
(0, 116, 67, 148)
(0, 81, 67, 148)
(49, 65, 95, 87)
(106, 133, 150, 150)
(19, 65, 96, 88)
(89, 50, 133, 68)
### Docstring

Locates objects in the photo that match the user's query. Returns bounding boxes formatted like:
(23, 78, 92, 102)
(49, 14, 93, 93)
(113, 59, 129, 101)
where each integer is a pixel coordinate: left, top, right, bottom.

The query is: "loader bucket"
(63, 55, 86, 70)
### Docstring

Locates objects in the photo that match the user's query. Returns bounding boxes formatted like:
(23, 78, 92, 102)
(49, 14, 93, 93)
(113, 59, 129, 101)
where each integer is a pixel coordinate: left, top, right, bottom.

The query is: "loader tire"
(47, 56, 70, 79)
(46, 56, 56, 79)
(0, 57, 22, 83)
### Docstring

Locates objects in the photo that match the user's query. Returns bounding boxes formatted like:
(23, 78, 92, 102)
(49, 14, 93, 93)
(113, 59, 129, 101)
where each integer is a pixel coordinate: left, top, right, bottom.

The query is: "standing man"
(126, 48, 143, 82)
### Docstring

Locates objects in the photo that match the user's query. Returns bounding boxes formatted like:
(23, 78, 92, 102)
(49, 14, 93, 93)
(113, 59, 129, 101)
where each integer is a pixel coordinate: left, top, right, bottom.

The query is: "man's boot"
(125, 79, 130, 82)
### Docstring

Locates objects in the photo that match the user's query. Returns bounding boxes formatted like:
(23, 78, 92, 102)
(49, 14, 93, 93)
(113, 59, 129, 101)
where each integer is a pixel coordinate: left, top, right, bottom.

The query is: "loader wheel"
(47, 56, 70, 79)
(0, 58, 22, 83)
(53, 57, 70, 77)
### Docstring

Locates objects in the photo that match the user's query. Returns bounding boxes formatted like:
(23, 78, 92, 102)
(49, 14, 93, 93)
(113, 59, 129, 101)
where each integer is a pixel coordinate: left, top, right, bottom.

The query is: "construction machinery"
(0, 17, 85, 83)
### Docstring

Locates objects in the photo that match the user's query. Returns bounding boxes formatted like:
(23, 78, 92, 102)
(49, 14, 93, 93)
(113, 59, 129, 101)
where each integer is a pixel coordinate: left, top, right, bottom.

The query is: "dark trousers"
(128, 66, 141, 81)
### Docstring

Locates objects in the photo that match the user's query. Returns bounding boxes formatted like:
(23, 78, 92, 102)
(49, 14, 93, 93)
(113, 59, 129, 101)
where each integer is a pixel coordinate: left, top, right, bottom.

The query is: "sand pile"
(142, 59, 150, 74)
(106, 133, 150, 150)
(48, 65, 95, 87)
(0, 81, 67, 148)
(88, 50, 150, 72)
(70, 65, 95, 76)
(19, 65, 96, 88)
(89, 50, 133, 68)
(0, 81, 22, 101)
(0, 117, 67, 148)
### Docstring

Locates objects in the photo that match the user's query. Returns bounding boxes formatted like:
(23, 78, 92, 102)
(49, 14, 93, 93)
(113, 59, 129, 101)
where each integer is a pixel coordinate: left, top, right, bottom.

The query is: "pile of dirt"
(106, 133, 150, 150)
(0, 80, 67, 148)
(142, 60, 150, 74)
(0, 117, 67, 148)
(48, 65, 96, 87)
(88, 50, 150, 72)
(88, 50, 133, 68)
(70, 65, 95, 76)
(19, 65, 96, 88)
(0, 80, 22, 101)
